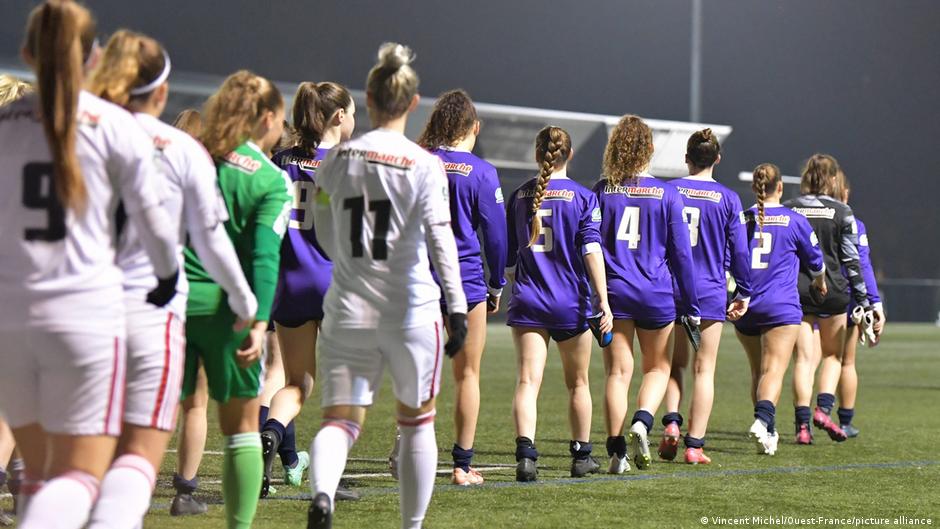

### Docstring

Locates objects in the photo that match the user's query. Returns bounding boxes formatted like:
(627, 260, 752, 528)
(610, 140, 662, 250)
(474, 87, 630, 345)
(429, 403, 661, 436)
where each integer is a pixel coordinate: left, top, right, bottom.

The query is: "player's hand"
(812, 274, 828, 297)
(146, 268, 179, 307)
(229, 293, 258, 330)
(235, 321, 267, 368)
(680, 315, 702, 352)
(726, 297, 749, 321)
(596, 301, 613, 334)
(486, 293, 501, 313)
(233, 318, 252, 333)
(444, 312, 468, 358)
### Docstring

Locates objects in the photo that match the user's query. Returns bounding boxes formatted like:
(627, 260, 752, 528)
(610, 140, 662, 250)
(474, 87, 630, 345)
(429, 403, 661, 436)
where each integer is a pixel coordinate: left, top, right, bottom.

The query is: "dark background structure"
(2, 1, 939, 316)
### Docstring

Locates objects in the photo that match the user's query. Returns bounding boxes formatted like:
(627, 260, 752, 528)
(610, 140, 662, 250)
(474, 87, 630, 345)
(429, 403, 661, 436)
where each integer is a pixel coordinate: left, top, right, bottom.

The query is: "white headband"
(130, 49, 171, 96)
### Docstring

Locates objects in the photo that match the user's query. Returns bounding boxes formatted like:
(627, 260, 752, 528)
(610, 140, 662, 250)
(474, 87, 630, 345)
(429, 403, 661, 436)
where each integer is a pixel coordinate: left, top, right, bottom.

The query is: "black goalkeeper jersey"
(783, 194, 869, 315)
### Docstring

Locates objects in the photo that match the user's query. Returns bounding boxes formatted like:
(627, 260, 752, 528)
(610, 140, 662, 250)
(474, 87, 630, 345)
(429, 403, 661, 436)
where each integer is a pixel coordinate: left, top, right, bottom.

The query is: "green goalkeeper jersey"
(185, 140, 292, 322)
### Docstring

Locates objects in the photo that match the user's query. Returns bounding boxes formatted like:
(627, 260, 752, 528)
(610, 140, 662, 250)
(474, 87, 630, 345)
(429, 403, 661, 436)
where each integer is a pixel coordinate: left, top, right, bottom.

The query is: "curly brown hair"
(686, 127, 720, 170)
(800, 153, 840, 196)
(200, 70, 283, 159)
(527, 126, 571, 247)
(752, 163, 781, 230)
(603, 115, 653, 185)
(417, 89, 477, 150)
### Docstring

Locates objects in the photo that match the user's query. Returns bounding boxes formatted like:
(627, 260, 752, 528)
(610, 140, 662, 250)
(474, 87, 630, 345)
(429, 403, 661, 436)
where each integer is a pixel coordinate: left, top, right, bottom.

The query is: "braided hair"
(752, 163, 781, 231)
(528, 126, 571, 247)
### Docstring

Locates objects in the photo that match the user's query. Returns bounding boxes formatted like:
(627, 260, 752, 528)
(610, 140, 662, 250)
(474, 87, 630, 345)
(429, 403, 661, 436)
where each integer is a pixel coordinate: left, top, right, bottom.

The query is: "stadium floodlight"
(737, 171, 801, 185)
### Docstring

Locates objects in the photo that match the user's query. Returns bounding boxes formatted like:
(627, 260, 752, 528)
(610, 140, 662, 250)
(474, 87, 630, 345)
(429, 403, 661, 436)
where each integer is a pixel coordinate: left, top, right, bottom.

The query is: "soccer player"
(736, 163, 826, 455)
(261, 81, 356, 498)
(305, 42, 468, 529)
(180, 70, 292, 529)
(0, 2, 179, 528)
(594, 115, 700, 473)
(784, 154, 869, 444)
(84, 31, 260, 528)
(508, 125, 613, 482)
(417, 89, 508, 486)
(831, 171, 884, 437)
(659, 129, 751, 464)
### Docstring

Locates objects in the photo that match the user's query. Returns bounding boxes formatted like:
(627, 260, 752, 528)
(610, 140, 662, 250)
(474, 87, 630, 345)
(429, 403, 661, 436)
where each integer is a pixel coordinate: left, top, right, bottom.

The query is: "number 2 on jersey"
(22, 162, 66, 242)
(683, 206, 701, 247)
(751, 231, 772, 269)
(344, 196, 392, 260)
(617, 206, 641, 249)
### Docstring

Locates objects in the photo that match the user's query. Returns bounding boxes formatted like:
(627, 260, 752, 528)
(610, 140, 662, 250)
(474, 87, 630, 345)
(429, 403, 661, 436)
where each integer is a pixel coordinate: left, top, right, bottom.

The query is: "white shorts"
(319, 320, 444, 409)
(123, 296, 186, 431)
(0, 326, 126, 436)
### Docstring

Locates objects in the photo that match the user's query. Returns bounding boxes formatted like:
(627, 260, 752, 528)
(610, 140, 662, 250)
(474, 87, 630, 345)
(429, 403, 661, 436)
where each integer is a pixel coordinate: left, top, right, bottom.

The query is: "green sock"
(223, 432, 263, 529)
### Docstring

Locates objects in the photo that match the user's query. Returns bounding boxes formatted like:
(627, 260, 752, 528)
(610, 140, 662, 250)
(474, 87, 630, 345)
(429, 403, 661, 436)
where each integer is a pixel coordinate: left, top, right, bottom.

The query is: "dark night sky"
(2, 1, 939, 279)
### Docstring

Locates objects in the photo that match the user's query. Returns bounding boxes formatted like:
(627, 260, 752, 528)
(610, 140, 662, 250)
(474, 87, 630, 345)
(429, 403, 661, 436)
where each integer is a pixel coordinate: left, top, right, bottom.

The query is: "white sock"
(19, 471, 99, 529)
(15, 470, 43, 517)
(397, 411, 437, 529)
(310, 419, 360, 507)
(87, 454, 157, 529)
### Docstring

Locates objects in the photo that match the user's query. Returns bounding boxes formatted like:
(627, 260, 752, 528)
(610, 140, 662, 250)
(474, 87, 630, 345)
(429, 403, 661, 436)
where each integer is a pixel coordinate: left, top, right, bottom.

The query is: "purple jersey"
(848, 218, 880, 311)
(270, 146, 332, 322)
(506, 175, 602, 330)
(593, 175, 700, 324)
(429, 148, 507, 304)
(735, 204, 824, 331)
(669, 177, 752, 320)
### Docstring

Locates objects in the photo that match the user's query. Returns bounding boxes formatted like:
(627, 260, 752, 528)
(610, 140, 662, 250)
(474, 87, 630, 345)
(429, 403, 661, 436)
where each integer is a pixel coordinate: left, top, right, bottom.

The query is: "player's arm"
(857, 220, 884, 338)
(312, 153, 338, 259)
(109, 114, 179, 305)
(504, 188, 519, 282)
(839, 207, 869, 309)
(725, 198, 752, 320)
(250, 171, 292, 322)
(665, 190, 701, 323)
(477, 167, 509, 311)
(578, 193, 612, 333)
(182, 147, 257, 322)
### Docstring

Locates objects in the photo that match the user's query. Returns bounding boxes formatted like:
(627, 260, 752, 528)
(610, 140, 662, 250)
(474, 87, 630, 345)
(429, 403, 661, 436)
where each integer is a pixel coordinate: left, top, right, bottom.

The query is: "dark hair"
(603, 114, 653, 185)
(752, 163, 781, 230)
(87, 29, 166, 108)
(292, 81, 352, 156)
(25, 0, 97, 212)
(172, 109, 202, 137)
(800, 153, 840, 195)
(417, 89, 477, 149)
(272, 120, 293, 155)
(528, 126, 572, 247)
(686, 128, 720, 170)
(201, 70, 283, 158)
(366, 42, 418, 123)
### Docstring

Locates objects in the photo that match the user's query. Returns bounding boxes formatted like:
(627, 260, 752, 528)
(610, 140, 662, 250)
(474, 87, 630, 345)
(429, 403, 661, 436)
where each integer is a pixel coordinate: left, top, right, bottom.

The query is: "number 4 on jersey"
(617, 206, 641, 249)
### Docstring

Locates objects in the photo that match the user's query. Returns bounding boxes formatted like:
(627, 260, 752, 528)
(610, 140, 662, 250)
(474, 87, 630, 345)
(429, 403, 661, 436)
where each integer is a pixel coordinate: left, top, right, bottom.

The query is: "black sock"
(606, 435, 627, 458)
(0, 468, 6, 491)
(452, 444, 474, 472)
(569, 440, 593, 461)
(278, 420, 299, 468)
(816, 393, 835, 415)
(631, 410, 654, 433)
(515, 437, 538, 461)
(754, 400, 776, 434)
(837, 407, 855, 426)
(662, 412, 684, 427)
(795, 406, 811, 426)
(173, 473, 198, 495)
(683, 435, 705, 449)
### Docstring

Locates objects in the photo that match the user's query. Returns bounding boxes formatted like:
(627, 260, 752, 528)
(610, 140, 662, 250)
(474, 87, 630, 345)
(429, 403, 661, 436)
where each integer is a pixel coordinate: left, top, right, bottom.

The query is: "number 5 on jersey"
(531, 209, 553, 252)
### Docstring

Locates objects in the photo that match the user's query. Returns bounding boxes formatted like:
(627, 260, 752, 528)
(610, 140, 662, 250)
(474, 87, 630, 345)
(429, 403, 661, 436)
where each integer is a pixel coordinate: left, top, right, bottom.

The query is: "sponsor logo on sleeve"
(739, 211, 747, 224)
(860, 234, 869, 246)
(810, 232, 819, 246)
(591, 207, 602, 222)
(495, 187, 504, 204)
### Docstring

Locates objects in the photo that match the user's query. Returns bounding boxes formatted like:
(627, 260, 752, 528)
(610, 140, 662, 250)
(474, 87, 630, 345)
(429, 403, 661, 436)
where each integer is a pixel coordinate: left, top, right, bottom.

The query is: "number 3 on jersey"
(344, 196, 392, 260)
(682, 206, 701, 247)
(751, 232, 772, 269)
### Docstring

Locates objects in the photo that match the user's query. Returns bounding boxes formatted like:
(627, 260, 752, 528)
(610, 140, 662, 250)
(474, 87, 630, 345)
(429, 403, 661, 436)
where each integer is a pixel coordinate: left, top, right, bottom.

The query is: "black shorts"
(548, 326, 589, 343)
(273, 318, 315, 329)
(799, 289, 849, 317)
(636, 319, 673, 331)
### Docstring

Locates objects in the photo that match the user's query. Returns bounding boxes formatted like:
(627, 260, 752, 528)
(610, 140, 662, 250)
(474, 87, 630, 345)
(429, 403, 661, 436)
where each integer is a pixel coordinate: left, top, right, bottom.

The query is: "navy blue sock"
(451, 444, 474, 472)
(662, 412, 684, 427)
(263, 418, 287, 446)
(837, 407, 855, 426)
(795, 405, 812, 426)
(515, 437, 538, 461)
(754, 400, 776, 434)
(631, 410, 654, 433)
(173, 473, 198, 494)
(683, 435, 705, 449)
(816, 393, 835, 415)
(0, 468, 6, 490)
(569, 440, 593, 461)
(258, 405, 269, 431)
(606, 435, 627, 458)
(278, 420, 299, 468)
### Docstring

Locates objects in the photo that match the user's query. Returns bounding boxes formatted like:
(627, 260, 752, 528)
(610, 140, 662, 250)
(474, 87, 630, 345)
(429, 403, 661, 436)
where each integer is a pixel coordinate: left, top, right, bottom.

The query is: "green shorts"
(182, 307, 262, 403)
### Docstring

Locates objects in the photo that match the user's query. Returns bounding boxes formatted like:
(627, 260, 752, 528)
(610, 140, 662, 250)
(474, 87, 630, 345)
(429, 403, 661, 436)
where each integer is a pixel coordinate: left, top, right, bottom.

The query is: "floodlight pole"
(690, 0, 703, 122)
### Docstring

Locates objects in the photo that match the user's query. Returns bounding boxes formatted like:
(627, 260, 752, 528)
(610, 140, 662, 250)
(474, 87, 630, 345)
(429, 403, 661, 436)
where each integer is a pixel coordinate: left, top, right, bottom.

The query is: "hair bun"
(376, 42, 415, 70)
(699, 128, 713, 142)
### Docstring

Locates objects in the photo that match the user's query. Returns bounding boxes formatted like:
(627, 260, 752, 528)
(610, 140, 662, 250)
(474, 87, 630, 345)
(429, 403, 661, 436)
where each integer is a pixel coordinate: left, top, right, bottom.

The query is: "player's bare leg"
(747, 324, 799, 455)
(558, 331, 599, 476)
(603, 320, 636, 472)
(450, 303, 487, 485)
(837, 325, 860, 437)
(660, 329, 688, 460)
(9, 425, 44, 517)
(812, 314, 848, 441)
(627, 323, 675, 470)
(792, 318, 820, 443)
(511, 327, 549, 481)
(173, 364, 209, 515)
(739, 332, 762, 405)
(684, 321, 723, 463)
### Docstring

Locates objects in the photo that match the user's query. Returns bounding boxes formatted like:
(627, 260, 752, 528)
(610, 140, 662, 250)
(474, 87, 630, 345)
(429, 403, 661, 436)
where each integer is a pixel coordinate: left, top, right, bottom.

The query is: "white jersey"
(317, 128, 452, 329)
(116, 113, 228, 317)
(0, 91, 163, 332)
